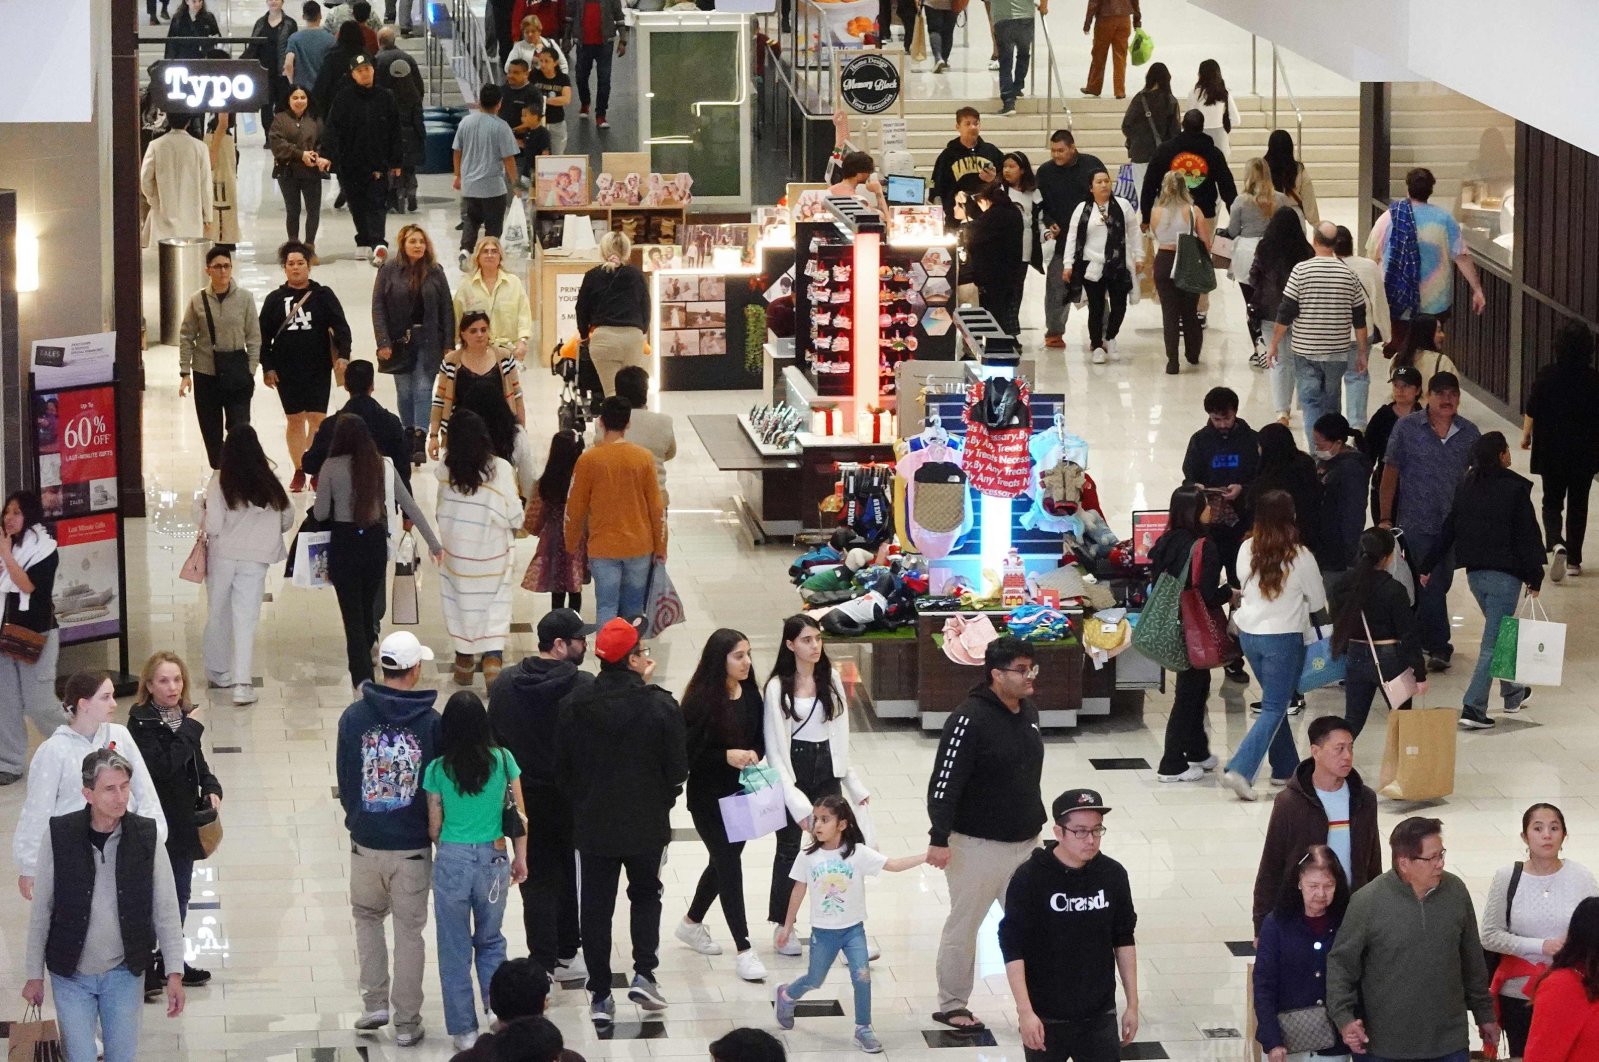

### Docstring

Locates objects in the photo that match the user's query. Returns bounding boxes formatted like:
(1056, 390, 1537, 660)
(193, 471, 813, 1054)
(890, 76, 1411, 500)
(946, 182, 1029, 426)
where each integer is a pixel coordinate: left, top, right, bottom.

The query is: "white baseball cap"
(379, 631, 435, 670)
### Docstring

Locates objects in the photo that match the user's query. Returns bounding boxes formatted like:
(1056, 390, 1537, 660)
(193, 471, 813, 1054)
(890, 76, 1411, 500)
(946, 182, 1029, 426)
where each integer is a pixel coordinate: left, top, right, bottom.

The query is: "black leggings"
(1153, 248, 1202, 364)
(687, 795, 751, 951)
(329, 523, 388, 688)
(1238, 281, 1264, 344)
(1500, 993, 1532, 1057)
(923, 7, 955, 60)
(1081, 276, 1128, 350)
(768, 739, 842, 924)
(277, 174, 322, 246)
(550, 591, 583, 612)
(1541, 468, 1593, 566)
(1158, 667, 1211, 775)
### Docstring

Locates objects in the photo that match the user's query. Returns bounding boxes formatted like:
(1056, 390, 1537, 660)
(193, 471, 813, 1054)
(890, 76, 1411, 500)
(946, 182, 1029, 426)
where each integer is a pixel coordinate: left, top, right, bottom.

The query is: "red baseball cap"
(593, 617, 644, 664)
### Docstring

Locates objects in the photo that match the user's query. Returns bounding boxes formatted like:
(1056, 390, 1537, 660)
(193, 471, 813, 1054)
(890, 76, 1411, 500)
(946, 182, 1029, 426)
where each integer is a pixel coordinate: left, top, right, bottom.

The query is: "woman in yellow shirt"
(453, 237, 533, 363)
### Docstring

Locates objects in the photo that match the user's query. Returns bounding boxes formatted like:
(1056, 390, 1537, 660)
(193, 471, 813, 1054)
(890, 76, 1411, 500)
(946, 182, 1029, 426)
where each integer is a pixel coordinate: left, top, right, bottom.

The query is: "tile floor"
(0, 13, 1568, 1061)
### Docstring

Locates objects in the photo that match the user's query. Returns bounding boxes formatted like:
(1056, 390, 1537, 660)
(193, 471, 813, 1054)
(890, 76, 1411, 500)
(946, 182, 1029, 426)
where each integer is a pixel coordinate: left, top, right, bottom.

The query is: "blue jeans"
(1344, 342, 1370, 430)
(1293, 354, 1344, 449)
(785, 921, 872, 1026)
(994, 19, 1033, 105)
(1403, 529, 1454, 659)
(576, 43, 615, 116)
(1228, 632, 1304, 783)
(591, 554, 652, 625)
(392, 352, 441, 431)
(433, 842, 512, 1036)
(1463, 569, 1529, 714)
(1271, 324, 1296, 416)
(52, 964, 144, 1062)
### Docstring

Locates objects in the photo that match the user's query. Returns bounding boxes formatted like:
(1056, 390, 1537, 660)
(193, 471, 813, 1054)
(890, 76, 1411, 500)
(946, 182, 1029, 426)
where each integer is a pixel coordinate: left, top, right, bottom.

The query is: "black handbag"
(501, 776, 526, 840)
(381, 325, 418, 375)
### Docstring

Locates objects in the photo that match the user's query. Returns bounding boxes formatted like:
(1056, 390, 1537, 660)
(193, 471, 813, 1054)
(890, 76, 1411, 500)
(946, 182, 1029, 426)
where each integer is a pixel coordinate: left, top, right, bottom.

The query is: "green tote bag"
(1172, 213, 1218, 295)
(1132, 552, 1192, 672)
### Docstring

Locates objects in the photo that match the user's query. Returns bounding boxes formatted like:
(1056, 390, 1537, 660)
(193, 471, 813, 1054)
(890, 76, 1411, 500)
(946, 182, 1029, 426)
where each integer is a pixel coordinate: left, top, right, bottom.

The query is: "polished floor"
(0, 11, 1569, 1062)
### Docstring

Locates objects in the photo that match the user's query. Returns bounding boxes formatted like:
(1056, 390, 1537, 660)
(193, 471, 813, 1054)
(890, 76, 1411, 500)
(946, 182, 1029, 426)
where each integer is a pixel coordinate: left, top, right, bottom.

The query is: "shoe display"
(1551, 545, 1568, 582)
(735, 948, 767, 981)
(773, 925, 802, 956)
(354, 1010, 389, 1030)
(627, 974, 669, 1010)
(590, 995, 615, 1024)
(674, 918, 723, 955)
(1158, 765, 1205, 783)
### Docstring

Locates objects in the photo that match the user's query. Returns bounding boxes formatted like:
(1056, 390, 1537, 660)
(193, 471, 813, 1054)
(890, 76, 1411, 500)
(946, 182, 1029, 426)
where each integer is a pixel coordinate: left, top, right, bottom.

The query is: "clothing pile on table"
(788, 530, 928, 636)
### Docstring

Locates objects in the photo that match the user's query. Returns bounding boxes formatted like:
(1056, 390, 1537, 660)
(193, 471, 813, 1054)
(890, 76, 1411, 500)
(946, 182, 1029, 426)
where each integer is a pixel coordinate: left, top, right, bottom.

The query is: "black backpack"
(1482, 862, 1523, 979)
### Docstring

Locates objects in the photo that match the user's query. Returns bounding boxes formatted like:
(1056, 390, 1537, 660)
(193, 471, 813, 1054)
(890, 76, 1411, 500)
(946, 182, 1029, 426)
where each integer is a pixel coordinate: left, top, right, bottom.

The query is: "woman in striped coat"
(435, 409, 523, 687)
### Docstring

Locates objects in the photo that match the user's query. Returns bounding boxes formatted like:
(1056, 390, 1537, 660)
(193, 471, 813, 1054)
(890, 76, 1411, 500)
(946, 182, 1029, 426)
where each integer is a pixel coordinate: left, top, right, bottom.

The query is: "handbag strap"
(1359, 610, 1386, 674)
(271, 288, 316, 343)
(1186, 537, 1207, 590)
(201, 289, 218, 349)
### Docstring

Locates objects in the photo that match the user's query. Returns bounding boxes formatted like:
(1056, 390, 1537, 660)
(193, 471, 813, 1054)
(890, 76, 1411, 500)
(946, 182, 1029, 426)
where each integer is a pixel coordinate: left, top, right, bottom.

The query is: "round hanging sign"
(839, 54, 900, 115)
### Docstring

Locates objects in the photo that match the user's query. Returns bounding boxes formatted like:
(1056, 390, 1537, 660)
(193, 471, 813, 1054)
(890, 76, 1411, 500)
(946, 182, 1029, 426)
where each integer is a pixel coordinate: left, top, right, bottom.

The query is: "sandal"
(931, 1009, 988, 1034)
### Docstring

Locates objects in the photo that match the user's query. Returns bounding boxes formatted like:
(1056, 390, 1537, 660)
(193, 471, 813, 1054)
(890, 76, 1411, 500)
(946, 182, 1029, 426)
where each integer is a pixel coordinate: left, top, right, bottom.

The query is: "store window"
(1388, 83, 1515, 268)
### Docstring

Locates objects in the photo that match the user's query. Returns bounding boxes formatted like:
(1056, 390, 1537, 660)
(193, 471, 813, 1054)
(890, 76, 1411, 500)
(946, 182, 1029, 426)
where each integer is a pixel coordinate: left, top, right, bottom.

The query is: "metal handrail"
(1034, 8, 1072, 135)
(1269, 43, 1304, 157)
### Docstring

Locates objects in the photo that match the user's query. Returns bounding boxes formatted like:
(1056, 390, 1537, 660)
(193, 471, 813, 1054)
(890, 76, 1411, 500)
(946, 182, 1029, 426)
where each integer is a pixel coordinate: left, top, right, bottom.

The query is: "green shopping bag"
(739, 763, 782, 793)
(1130, 28, 1153, 65)
(1172, 214, 1218, 295)
(1131, 553, 1192, 672)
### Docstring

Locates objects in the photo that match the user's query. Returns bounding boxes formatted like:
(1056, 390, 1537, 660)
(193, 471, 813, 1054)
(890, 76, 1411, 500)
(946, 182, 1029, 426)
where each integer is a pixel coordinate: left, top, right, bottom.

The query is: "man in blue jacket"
(336, 631, 441, 1047)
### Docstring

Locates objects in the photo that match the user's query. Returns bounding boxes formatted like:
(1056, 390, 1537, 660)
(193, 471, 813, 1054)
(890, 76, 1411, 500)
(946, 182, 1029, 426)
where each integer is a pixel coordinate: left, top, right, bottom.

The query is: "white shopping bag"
(290, 530, 333, 589)
(718, 786, 787, 843)
(1491, 595, 1565, 686)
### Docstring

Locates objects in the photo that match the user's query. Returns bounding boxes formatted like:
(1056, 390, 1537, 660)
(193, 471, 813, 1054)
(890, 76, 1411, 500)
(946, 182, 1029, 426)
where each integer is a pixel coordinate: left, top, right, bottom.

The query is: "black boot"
(411, 427, 427, 465)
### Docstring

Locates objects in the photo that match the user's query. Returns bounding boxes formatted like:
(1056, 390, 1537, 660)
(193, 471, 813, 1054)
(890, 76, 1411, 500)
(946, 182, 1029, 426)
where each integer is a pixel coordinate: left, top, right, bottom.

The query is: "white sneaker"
(867, 942, 881, 961)
(1090, 347, 1107, 365)
(395, 1025, 425, 1047)
(452, 1031, 479, 1050)
(1221, 769, 1258, 802)
(355, 246, 371, 262)
(1157, 765, 1205, 783)
(1191, 755, 1219, 772)
(1551, 545, 1568, 582)
(773, 926, 803, 957)
(555, 952, 588, 982)
(675, 919, 723, 955)
(934, 60, 949, 73)
(735, 948, 768, 981)
(1104, 338, 1118, 356)
(354, 1010, 390, 1031)
(988, 58, 1000, 70)
(232, 683, 257, 705)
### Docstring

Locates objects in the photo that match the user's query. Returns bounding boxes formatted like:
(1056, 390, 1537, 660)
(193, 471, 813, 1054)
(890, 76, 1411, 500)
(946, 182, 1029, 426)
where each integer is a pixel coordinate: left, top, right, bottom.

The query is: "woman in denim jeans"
(1417, 432, 1545, 730)
(762, 615, 869, 956)
(1329, 529, 1427, 739)
(423, 691, 528, 1052)
(1222, 490, 1327, 801)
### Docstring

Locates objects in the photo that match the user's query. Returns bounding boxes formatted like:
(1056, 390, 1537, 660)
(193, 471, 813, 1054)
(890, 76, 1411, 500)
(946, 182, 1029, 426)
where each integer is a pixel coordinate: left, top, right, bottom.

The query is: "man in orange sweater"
(565, 397, 667, 624)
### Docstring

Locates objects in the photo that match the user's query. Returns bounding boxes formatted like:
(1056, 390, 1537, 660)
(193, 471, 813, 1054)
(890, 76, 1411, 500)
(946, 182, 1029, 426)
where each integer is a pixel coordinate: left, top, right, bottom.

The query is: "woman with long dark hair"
(1330, 529, 1426, 737)
(763, 614, 868, 953)
(436, 409, 522, 687)
(1263, 129, 1320, 225)
(1417, 431, 1544, 730)
(0, 490, 60, 783)
(1222, 490, 1327, 800)
(200, 425, 293, 704)
(1149, 485, 1230, 781)
(1254, 845, 1351, 1061)
(423, 690, 528, 1051)
(1482, 803, 1598, 1057)
(1249, 207, 1314, 421)
(310, 20, 366, 117)
(522, 430, 587, 611)
(1001, 152, 1044, 278)
(373, 223, 453, 460)
(1523, 321, 1599, 580)
(961, 180, 1026, 340)
(1121, 62, 1180, 195)
(1525, 896, 1599, 1058)
(313, 414, 442, 689)
(674, 629, 768, 981)
(428, 310, 526, 461)
(1185, 59, 1241, 157)
(1391, 313, 1457, 397)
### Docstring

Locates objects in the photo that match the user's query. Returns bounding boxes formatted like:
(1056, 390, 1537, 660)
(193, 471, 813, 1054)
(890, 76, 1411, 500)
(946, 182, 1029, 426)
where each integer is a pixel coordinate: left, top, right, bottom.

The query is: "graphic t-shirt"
(1315, 782, 1353, 884)
(789, 844, 889, 929)
(359, 724, 425, 813)
(532, 71, 571, 125)
(422, 749, 521, 845)
(1372, 201, 1466, 317)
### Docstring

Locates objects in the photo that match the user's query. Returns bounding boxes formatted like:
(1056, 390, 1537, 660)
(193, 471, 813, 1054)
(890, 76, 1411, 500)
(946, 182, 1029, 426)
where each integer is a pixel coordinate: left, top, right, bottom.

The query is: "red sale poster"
(35, 386, 118, 518)
(52, 514, 122, 645)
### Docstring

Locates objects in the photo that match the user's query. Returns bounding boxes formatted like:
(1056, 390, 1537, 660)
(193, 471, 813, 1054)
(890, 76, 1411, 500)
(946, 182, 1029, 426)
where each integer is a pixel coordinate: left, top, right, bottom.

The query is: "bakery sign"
(839, 53, 900, 115)
(151, 60, 267, 114)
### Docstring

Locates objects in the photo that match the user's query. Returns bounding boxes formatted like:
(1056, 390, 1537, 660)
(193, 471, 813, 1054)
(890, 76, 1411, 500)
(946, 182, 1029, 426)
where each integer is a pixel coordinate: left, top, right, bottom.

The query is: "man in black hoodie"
(930, 107, 1005, 229)
(1182, 386, 1259, 599)
(558, 616, 687, 1025)
(488, 607, 596, 981)
(926, 636, 1046, 1034)
(321, 53, 403, 262)
(999, 788, 1139, 1061)
(1138, 109, 1238, 226)
(303, 359, 412, 492)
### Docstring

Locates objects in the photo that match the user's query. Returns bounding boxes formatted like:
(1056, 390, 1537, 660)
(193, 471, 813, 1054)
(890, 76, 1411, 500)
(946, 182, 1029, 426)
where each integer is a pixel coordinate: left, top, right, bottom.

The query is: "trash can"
(158, 237, 209, 347)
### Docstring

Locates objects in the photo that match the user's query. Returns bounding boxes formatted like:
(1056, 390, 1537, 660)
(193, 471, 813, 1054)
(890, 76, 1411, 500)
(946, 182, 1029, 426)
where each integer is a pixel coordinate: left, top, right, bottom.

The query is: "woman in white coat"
(762, 613, 869, 956)
(199, 426, 293, 705)
(13, 670, 167, 900)
(139, 118, 213, 247)
(1185, 59, 1242, 159)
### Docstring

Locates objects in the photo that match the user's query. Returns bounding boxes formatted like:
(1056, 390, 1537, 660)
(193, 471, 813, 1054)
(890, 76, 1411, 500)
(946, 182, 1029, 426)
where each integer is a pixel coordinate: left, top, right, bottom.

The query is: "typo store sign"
(152, 60, 267, 114)
(839, 54, 899, 115)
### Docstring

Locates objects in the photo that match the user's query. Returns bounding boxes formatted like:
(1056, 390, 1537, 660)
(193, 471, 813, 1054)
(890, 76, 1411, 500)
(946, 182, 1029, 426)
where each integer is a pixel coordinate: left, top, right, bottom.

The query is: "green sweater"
(1326, 869, 1494, 1058)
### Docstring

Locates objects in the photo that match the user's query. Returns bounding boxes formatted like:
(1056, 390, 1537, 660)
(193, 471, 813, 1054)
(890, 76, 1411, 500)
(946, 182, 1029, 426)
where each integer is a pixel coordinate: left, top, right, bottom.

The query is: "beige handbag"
(179, 534, 207, 584)
(912, 462, 967, 534)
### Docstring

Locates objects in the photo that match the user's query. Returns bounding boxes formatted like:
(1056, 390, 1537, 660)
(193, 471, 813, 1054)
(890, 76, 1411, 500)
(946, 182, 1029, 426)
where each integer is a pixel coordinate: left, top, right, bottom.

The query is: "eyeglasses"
(1003, 665, 1040, 680)
(1410, 849, 1447, 864)
(1061, 826, 1108, 840)
(633, 646, 652, 658)
(206, 262, 232, 271)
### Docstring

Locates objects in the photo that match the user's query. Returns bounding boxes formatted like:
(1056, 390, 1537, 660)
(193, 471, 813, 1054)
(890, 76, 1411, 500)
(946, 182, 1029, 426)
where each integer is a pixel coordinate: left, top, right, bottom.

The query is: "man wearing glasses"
(926, 636, 1046, 1035)
(178, 245, 261, 469)
(1327, 816, 1497, 1061)
(998, 788, 1139, 1061)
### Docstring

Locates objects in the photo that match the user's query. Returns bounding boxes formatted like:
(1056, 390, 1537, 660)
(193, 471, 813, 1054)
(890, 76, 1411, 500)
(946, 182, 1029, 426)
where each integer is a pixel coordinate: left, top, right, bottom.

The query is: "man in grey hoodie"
(1327, 816, 1497, 1061)
(335, 631, 442, 1047)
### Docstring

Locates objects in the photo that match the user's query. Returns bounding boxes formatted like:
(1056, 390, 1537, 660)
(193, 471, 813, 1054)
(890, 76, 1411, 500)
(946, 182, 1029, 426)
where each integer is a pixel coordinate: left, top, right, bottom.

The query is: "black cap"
(1052, 788, 1112, 821)
(1389, 364, 1423, 387)
(1428, 370, 1461, 394)
(350, 53, 374, 70)
(536, 608, 597, 649)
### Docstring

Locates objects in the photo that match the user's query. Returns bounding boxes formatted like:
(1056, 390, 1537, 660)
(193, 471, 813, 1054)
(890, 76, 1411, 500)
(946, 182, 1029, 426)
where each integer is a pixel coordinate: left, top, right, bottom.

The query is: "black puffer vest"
(45, 809, 158, 977)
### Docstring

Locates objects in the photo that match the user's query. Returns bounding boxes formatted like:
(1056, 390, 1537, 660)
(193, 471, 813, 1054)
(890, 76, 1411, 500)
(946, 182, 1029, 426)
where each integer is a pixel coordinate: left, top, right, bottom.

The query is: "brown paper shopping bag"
(9, 1004, 65, 1061)
(1377, 707, 1457, 801)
